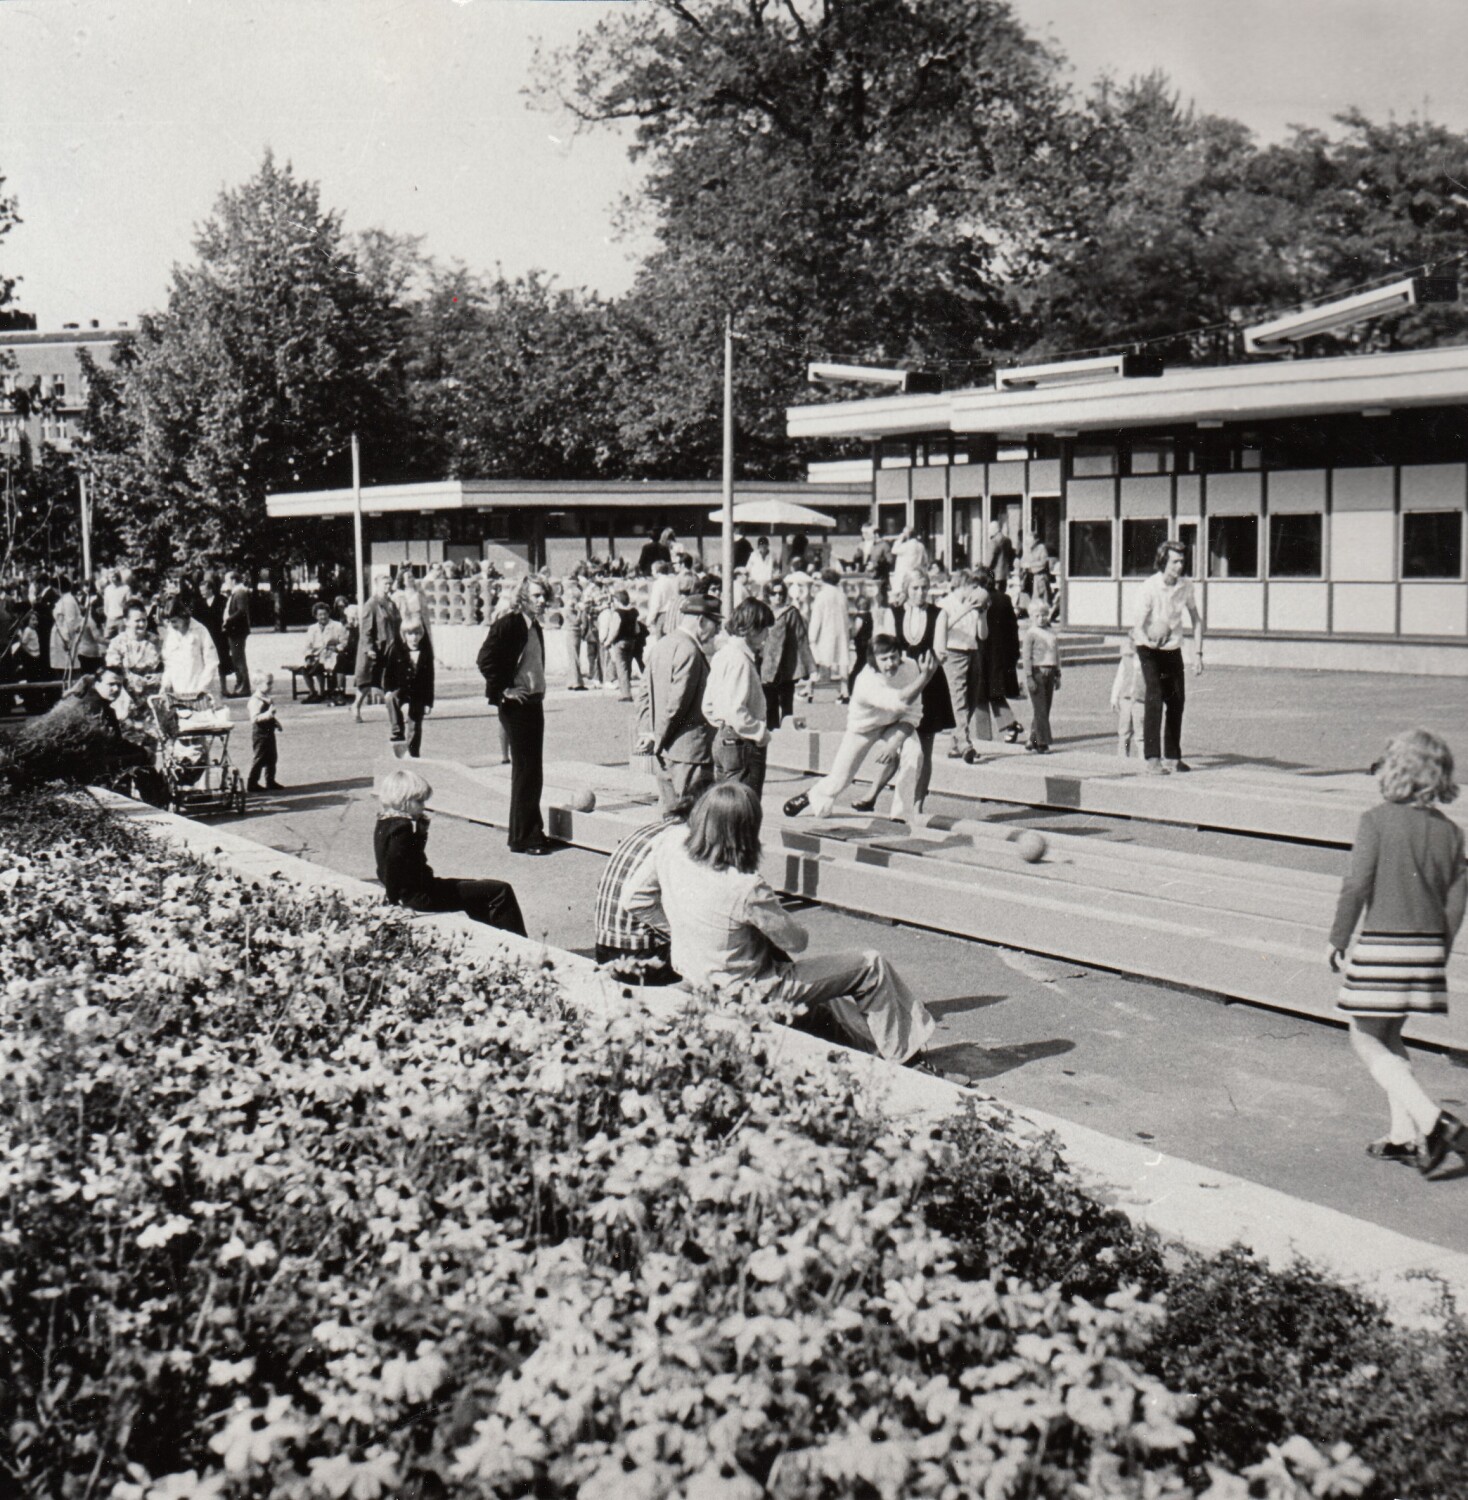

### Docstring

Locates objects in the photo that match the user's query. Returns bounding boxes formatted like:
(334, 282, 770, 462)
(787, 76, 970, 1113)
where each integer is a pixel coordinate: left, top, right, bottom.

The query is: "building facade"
(789, 344, 1468, 674)
(0, 322, 127, 455)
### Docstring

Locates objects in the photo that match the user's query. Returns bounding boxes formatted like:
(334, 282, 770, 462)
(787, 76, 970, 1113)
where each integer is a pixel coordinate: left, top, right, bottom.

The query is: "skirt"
(1337, 931, 1449, 1017)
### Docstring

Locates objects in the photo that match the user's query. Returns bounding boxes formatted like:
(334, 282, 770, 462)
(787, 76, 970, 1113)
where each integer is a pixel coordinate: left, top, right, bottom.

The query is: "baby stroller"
(147, 693, 247, 816)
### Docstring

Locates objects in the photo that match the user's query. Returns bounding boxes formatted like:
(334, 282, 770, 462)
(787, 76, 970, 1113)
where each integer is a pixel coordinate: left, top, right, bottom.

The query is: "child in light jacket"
(1110, 637, 1147, 758)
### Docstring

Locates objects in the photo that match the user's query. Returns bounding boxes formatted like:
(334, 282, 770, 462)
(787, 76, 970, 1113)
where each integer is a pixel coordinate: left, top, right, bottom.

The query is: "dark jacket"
(476, 611, 542, 706)
(637, 540, 671, 575)
(223, 585, 252, 638)
(382, 636, 436, 713)
(760, 605, 815, 686)
(356, 595, 401, 688)
(374, 815, 436, 907)
(984, 591, 1022, 700)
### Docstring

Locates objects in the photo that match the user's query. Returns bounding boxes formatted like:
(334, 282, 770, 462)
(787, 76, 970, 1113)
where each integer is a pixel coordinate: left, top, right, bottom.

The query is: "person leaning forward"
(637, 593, 718, 813)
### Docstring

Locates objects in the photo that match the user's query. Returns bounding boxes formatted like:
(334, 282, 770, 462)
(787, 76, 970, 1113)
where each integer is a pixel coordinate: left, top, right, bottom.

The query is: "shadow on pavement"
(925, 1037, 1075, 1080)
(929, 994, 1010, 1020)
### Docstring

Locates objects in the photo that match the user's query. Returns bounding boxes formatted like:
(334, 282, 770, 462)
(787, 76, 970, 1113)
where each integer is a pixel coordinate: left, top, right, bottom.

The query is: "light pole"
(351, 432, 365, 610)
(721, 313, 735, 615)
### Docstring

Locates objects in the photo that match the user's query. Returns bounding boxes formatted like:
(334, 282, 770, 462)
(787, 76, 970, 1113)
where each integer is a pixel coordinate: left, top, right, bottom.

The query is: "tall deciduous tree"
(536, 0, 1070, 474)
(86, 153, 415, 571)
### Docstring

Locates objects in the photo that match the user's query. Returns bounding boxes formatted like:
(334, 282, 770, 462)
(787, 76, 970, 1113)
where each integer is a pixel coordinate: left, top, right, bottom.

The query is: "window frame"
(1401, 509, 1466, 581)
(1067, 518, 1114, 579)
(1121, 517, 1170, 578)
(1206, 513, 1260, 580)
(1266, 512, 1324, 580)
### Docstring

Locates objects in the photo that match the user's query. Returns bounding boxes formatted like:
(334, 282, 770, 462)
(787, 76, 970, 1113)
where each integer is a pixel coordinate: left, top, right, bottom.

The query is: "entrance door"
(1030, 495, 1062, 559)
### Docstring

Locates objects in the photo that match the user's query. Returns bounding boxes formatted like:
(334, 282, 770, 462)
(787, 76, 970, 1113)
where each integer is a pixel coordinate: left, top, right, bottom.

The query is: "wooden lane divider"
(767, 728, 1410, 846)
(389, 753, 1468, 1054)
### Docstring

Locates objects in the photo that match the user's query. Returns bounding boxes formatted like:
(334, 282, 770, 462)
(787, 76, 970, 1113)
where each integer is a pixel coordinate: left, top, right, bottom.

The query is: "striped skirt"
(1338, 931, 1449, 1017)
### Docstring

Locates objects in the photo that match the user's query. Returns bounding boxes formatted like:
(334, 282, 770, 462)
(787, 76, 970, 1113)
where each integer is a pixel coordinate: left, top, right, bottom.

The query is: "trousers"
(1027, 666, 1058, 748)
(498, 696, 545, 849)
(941, 650, 982, 751)
(764, 950, 935, 1063)
(806, 727, 922, 821)
(1137, 646, 1185, 762)
(414, 877, 527, 937)
(655, 756, 713, 815)
(712, 732, 767, 799)
(385, 694, 424, 756)
(227, 634, 251, 694)
(763, 680, 796, 733)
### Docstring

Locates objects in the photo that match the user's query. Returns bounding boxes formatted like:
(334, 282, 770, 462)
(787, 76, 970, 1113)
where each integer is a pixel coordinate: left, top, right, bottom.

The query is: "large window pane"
(1208, 515, 1258, 578)
(1402, 511, 1465, 579)
(1122, 518, 1169, 577)
(1268, 513, 1323, 578)
(1069, 520, 1112, 578)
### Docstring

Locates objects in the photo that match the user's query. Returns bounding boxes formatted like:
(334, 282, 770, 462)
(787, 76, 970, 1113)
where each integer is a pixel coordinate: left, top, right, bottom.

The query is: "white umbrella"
(705, 498, 838, 529)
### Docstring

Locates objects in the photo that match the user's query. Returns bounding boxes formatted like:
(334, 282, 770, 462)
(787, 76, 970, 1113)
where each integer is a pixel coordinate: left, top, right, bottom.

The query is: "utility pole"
(78, 468, 92, 584)
(351, 432, 365, 610)
(721, 313, 735, 615)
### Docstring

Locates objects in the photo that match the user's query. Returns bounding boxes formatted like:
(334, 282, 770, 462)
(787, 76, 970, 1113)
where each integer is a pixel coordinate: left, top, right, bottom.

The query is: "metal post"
(351, 432, 365, 609)
(78, 469, 92, 584)
(721, 313, 735, 615)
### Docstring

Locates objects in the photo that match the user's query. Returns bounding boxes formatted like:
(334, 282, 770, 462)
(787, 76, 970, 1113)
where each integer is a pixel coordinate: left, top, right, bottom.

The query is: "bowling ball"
(1015, 830, 1047, 864)
(567, 788, 597, 813)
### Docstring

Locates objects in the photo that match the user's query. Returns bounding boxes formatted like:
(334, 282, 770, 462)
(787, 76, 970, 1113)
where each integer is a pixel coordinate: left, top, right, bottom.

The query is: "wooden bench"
(286, 665, 346, 702)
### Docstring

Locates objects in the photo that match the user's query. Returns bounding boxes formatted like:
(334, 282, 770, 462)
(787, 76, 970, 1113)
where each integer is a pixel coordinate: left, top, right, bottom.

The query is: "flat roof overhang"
(266, 477, 871, 521)
(786, 343, 1468, 441)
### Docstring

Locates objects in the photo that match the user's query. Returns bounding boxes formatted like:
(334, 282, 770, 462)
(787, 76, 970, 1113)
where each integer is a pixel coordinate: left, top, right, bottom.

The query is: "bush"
(0, 786, 1428, 1499)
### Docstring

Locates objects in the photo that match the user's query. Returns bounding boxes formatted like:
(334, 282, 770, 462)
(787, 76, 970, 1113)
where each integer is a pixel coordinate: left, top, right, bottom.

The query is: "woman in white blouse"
(159, 598, 222, 702)
(622, 781, 935, 1063)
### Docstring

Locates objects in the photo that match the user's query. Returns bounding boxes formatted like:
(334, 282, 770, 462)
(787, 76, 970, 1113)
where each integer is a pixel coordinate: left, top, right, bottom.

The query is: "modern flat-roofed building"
(267, 476, 872, 577)
(0, 321, 128, 455)
(788, 343, 1468, 674)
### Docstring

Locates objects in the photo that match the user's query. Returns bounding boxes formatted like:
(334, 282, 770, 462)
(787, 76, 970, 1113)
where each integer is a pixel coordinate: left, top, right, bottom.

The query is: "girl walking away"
(1329, 729, 1468, 1176)
(374, 768, 527, 936)
(622, 782, 935, 1063)
(1021, 601, 1061, 753)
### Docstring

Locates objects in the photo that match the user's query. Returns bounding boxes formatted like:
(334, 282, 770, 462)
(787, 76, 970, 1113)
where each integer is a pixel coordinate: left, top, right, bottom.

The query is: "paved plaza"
(218, 650, 1468, 1260)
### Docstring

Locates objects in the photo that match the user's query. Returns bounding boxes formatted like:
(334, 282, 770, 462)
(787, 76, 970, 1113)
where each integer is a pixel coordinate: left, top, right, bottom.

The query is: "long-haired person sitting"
(374, 767, 527, 937)
(621, 781, 935, 1063)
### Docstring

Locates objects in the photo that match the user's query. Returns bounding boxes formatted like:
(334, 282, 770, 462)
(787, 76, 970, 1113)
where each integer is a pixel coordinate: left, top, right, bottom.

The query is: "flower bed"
(0, 788, 1461, 1498)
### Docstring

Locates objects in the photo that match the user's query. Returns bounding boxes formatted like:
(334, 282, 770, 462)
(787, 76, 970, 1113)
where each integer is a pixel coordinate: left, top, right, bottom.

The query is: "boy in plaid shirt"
(593, 798, 694, 984)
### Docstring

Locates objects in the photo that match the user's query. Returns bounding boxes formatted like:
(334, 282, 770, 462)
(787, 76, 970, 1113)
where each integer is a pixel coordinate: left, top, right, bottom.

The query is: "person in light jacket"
(159, 598, 221, 701)
(636, 594, 719, 813)
(704, 597, 775, 797)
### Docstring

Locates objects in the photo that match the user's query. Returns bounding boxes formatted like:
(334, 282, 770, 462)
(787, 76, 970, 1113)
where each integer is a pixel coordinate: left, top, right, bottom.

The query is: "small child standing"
(247, 673, 284, 792)
(1109, 636, 1148, 758)
(1021, 601, 1061, 753)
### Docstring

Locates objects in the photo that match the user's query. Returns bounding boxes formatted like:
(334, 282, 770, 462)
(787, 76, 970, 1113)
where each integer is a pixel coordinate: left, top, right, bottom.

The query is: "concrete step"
(393, 752, 1468, 1055)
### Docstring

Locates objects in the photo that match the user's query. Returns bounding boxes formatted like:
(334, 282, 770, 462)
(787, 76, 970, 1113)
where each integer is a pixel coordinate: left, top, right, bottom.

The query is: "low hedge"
(0, 787, 1459, 1498)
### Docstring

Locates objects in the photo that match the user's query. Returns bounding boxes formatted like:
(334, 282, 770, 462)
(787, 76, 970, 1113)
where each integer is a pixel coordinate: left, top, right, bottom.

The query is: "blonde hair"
(1377, 728, 1458, 808)
(378, 767, 432, 818)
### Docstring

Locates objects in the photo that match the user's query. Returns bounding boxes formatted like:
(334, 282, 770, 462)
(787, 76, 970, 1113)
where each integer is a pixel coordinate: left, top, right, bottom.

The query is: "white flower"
(380, 1347, 447, 1405)
(307, 1449, 402, 1500)
(136, 1215, 192, 1249)
(207, 1356, 256, 1386)
(146, 1471, 229, 1500)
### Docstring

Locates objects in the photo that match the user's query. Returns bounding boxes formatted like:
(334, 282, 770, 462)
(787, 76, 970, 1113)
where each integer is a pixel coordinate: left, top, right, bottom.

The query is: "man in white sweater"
(703, 597, 775, 797)
(782, 634, 938, 823)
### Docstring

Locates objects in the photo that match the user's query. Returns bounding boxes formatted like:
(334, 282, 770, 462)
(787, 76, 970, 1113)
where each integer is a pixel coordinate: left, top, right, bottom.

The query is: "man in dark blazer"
(382, 621, 435, 757)
(477, 578, 555, 854)
(221, 570, 253, 696)
(636, 594, 718, 813)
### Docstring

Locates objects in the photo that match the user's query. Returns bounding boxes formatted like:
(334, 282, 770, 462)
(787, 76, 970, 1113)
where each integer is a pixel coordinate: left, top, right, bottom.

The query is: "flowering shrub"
(0, 789, 1390, 1498)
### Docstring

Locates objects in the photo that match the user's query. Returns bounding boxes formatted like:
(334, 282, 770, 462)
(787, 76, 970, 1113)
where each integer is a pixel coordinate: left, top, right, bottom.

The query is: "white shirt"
(160, 620, 221, 699)
(393, 585, 425, 631)
(1132, 572, 1199, 653)
(940, 588, 988, 652)
(747, 549, 775, 588)
(103, 582, 130, 622)
(702, 636, 768, 745)
(892, 536, 927, 580)
(846, 660, 922, 737)
(622, 834, 807, 993)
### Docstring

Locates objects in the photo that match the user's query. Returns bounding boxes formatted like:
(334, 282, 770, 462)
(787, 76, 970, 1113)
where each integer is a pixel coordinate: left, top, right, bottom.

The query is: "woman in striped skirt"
(1330, 728, 1468, 1175)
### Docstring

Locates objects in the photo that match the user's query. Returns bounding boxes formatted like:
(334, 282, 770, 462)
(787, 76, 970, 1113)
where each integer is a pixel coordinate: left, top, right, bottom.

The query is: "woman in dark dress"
(374, 767, 527, 936)
(890, 572, 954, 809)
(975, 568, 1023, 746)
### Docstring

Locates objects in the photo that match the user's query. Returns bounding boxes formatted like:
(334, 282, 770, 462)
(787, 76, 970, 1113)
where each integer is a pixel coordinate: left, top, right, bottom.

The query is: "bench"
(0, 677, 66, 719)
(286, 664, 346, 702)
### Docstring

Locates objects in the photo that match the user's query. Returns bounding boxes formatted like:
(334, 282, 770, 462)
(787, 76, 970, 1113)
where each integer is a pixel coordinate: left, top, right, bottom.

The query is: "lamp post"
(721, 313, 735, 615)
(351, 432, 365, 610)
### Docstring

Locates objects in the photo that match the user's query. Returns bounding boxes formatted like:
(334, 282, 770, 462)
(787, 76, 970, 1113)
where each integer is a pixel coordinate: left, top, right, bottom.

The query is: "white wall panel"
(1065, 580, 1119, 627)
(1266, 582, 1329, 633)
(1205, 582, 1265, 631)
(1330, 510, 1396, 581)
(1400, 584, 1468, 637)
(1332, 584, 1396, 634)
(1269, 470, 1327, 514)
(1400, 463, 1466, 512)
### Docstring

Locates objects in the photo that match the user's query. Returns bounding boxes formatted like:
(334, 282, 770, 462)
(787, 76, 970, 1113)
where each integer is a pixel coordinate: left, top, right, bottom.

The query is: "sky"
(3, 0, 1468, 329)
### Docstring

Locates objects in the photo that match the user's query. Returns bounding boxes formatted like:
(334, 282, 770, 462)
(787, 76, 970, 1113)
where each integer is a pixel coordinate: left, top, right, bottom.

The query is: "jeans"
(1026, 666, 1058, 748)
(498, 695, 546, 849)
(713, 732, 767, 799)
(608, 641, 632, 699)
(385, 693, 424, 756)
(1136, 646, 1184, 761)
(764, 681, 796, 733)
(764, 949, 935, 1063)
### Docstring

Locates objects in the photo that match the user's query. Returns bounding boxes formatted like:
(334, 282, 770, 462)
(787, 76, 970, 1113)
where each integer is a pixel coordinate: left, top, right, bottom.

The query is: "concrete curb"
(94, 790, 1468, 1326)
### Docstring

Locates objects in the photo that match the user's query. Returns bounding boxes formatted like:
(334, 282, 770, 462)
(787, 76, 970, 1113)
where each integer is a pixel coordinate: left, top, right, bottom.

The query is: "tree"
(536, 0, 1072, 474)
(85, 153, 418, 572)
(0, 168, 19, 317)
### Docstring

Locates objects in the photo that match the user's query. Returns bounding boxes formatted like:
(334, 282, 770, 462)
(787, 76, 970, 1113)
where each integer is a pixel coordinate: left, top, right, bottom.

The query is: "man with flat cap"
(636, 593, 719, 813)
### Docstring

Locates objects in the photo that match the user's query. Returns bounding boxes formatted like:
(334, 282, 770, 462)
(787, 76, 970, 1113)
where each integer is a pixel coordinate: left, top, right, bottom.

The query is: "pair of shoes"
(851, 795, 878, 813)
(1165, 759, 1192, 773)
(947, 745, 966, 759)
(782, 792, 810, 817)
(1001, 725, 1022, 744)
(1142, 759, 1170, 775)
(963, 749, 980, 765)
(265, 780, 285, 791)
(567, 685, 587, 692)
(837, 693, 850, 704)
(1418, 1111, 1468, 1176)
(1026, 743, 1048, 754)
(1366, 1137, 1420, 1163)
(511, 840, 558, 857)
(301, 693, 322, 704)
